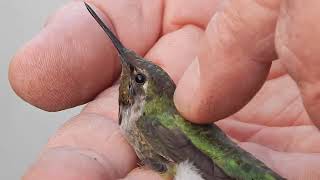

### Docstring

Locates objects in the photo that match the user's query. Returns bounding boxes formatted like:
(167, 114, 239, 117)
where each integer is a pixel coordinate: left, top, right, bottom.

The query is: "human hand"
(174, 0, 320, 180)
(9, 0, 320, 180)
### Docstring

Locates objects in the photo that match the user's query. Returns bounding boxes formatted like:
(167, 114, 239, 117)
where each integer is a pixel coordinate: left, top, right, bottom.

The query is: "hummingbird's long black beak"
(85, 2, 128, 59)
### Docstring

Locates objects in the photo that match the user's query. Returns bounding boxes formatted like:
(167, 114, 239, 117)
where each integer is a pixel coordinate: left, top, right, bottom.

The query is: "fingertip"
(174, 57, 205, 123)
(9, 1, 120, 111)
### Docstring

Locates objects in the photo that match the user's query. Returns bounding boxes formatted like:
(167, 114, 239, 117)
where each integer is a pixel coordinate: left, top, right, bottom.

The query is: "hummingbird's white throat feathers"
(119, 90, 147, 160)
(120, 94, 145, 136)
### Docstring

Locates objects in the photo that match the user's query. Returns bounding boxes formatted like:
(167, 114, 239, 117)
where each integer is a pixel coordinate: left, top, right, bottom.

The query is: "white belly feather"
(175, 161, 205, 180)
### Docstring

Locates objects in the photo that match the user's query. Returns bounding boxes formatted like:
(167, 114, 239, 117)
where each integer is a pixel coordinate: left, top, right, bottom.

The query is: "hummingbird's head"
(118, 49, 176, 108)
(85, 2, 176, 125)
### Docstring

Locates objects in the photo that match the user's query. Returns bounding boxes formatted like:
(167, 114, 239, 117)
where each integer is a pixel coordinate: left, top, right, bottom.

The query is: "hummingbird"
(85, 3, 285, 180)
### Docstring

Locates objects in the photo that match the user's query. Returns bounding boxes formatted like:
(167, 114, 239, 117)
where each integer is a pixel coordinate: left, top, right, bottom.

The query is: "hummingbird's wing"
(138, 114, 285, 180)
(138, 116, 232, 180)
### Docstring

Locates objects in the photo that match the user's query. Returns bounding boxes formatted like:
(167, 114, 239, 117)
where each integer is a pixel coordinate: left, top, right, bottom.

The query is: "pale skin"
(9, 0, 320, 179)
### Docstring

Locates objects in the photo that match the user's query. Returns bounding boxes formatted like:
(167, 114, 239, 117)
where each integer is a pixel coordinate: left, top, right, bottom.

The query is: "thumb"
(174, 0, 280, 123)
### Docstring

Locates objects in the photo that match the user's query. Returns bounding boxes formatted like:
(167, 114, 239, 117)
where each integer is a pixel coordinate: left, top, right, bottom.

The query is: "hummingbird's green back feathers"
(138, 115, 231, 180)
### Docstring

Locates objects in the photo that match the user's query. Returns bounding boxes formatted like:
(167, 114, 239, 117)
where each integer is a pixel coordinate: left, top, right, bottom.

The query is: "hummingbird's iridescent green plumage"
(85, 3, 285, 180)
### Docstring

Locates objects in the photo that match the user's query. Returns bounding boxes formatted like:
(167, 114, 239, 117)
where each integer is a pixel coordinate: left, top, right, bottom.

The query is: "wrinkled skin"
(9, 0, 320, 180)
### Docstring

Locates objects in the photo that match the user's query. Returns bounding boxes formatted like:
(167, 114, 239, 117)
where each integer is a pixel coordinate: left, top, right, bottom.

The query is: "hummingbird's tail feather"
(84, 2, 127, 56)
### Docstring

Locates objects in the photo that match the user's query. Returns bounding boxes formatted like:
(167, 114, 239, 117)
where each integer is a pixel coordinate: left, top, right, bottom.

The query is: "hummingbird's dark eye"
(135, 73, 146, 84)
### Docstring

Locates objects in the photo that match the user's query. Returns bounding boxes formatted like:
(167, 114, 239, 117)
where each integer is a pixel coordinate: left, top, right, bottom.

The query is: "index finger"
(174, 0, 280, 123)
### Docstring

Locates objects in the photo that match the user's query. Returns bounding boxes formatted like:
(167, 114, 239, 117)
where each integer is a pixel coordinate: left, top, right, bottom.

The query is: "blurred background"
(0, 1, 82, 179)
